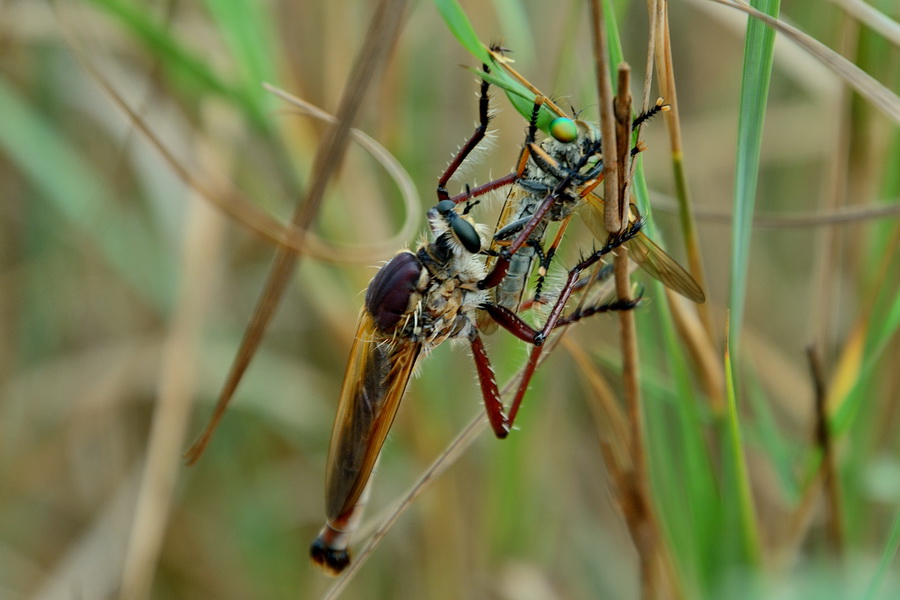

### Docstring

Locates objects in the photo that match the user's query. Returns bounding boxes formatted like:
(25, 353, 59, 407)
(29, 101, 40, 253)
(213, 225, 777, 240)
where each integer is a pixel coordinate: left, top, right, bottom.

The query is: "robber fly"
(309, 66, 502, 576)
(477, 46, 704, 331)
(310, 198, 492, 574)
(411, 48, 705, 438)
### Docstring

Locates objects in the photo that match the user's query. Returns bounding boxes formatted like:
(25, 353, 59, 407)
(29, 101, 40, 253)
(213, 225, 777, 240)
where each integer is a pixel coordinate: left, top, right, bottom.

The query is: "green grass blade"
(433, 0, 491, 63)
(861, 505, 900, 600)
(490, 0, 536, 65)
(87, 0, 267, 130)
(639, 303, 721, 594)
(833, 283, 900, 433)
(202, 0, 279, 110)
(744, 376, 801, 502)
(724, 341, 762, 567)
(728, 0, 780, 350)
(602, 0, 625, 67)
(435, 0, 559, 131)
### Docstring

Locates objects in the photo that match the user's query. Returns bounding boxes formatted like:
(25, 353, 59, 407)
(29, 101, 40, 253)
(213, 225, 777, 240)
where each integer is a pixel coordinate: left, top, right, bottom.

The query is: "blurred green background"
(1, 0, 898, 598)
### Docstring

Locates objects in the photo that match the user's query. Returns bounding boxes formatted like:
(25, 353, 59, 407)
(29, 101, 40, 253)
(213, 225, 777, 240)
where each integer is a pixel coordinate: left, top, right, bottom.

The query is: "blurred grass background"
(1, 0, 899, 599)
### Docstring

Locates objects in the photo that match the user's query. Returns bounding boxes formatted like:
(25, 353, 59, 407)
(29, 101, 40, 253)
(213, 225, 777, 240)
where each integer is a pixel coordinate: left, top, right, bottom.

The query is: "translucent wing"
(324, 312, 422, 521)
(581, 194, 705, 304)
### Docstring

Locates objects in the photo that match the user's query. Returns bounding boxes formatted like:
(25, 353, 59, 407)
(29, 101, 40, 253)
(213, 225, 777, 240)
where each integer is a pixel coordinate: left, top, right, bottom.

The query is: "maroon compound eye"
(364, 252, 424, 332)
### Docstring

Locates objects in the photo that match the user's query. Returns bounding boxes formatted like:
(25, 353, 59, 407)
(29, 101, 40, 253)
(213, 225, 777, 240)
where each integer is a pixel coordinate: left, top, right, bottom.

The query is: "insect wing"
(324, 313, 422, 521)
(581, 194, 705, 303)
(624, 224, 706, 303)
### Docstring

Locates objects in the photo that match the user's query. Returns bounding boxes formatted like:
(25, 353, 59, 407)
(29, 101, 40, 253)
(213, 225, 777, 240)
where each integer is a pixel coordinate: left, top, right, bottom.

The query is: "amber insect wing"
(324, 313, 422, 521)
(581, 194, 705, 304)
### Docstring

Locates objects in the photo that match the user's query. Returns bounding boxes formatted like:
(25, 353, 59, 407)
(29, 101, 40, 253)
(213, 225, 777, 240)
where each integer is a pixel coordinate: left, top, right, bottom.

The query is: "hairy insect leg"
(479, 149, 586, 293)
(480, 220, 645, 436)
(438, 86, 544, 208)
(468, 332, 509, 437)
(504, 291, 638, 430)
(437, 65, 493, 202)
(631, 98, 669, 130)
(533, 221, 645, 343)
(532, 214, 573, 303)
(510, 95, 548, 178)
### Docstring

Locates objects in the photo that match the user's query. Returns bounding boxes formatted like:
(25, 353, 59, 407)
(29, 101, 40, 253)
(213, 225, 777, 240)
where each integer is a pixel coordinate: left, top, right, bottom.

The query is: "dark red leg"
(436, 66, 493, 202)
(478, 294, 639, 438)
(436, 81, 526, 207)
(501, 293, 641, 429)
(443, 66, 555, 209)
(448, 174, 517, 206)
(479, 220, 645, 437)
(469, 332, 510, 437)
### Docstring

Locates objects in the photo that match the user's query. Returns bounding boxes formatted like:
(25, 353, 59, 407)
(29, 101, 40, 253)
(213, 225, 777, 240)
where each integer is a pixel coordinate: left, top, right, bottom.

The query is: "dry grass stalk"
(589, 2, 671, 598)
(183, 0, 411, 465)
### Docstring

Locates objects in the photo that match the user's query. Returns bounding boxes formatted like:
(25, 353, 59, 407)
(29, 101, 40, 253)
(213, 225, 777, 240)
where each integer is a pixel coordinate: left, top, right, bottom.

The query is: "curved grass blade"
(433, 0, 491, 63)
(87, 0, 268, 130)
(710, 0, 900, 125)
(434, 0, 560, 131)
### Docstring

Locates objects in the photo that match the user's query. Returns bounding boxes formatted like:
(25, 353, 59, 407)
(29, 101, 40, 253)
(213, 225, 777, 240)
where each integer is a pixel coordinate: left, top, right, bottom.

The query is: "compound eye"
(451, 218, 482, 254)
(435, 200, 456, 215)
(549, 117, 578, 143)
(365, 252, 423, 332)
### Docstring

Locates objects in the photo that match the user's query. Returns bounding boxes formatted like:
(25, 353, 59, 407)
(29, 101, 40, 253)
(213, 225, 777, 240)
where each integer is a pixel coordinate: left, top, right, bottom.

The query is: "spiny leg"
(436, 64, 493, 202)
(527, 142, 652, 304)
(476, 94, 548, 276)
(479, 149, 589, 293)
(469, 331, 509, 437)
(501, 102, 664, 421)
(532, 214, 573, 304)
(440, 80, 551, 209)
(474, 96, 661, 298)
(480, 219, 645, 436)
(510, 96, 547, 178)
(480, 120, 607, 293)
(631, 98, 669, 130)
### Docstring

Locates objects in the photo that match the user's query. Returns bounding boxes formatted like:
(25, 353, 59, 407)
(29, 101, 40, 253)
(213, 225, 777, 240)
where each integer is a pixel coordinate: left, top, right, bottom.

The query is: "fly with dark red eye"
(309, 198, 492, 575)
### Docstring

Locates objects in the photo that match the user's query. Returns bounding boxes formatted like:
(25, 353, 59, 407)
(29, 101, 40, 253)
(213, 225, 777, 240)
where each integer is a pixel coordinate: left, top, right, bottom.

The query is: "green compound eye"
(549, 117, 578, 143)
